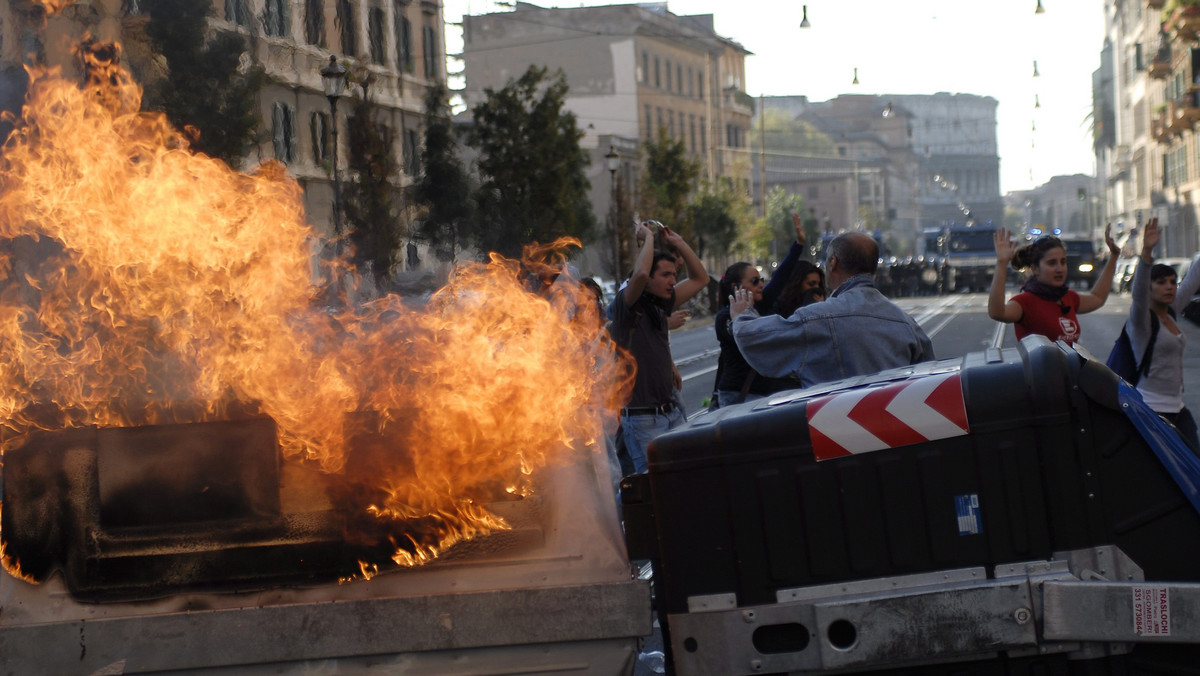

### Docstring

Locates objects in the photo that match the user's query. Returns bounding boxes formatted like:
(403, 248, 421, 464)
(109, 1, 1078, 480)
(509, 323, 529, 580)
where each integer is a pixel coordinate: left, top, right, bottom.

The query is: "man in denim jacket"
(731, 232, 934, 388)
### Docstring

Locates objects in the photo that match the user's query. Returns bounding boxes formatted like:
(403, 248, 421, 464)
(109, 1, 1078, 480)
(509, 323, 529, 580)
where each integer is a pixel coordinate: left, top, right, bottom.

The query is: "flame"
(0, 43, 633, 579)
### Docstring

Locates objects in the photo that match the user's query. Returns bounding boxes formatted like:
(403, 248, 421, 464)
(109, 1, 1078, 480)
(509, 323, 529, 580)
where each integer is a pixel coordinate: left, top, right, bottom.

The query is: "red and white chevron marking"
(806, 372, 970, 461)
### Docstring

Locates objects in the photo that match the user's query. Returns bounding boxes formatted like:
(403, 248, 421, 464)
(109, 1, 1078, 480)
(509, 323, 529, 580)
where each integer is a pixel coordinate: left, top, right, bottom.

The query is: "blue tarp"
(1119, 381, 1200, 515)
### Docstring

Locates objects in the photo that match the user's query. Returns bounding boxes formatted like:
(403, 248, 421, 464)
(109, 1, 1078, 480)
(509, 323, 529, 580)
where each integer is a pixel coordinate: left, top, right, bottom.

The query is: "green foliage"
(465, 66, 595, 259)
(638, 130, 700, 241)
(342, 78, 404, 281)
(412, 85, 474, 262)
(689, 180, 749, 260)
(751, 109, 836, 157)
(765, 187, 806, 257)
(141, 0, 265, 164)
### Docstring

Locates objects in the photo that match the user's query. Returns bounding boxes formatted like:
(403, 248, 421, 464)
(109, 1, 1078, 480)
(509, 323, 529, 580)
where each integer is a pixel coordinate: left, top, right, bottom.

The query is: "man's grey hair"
(827, 232, 879, 276)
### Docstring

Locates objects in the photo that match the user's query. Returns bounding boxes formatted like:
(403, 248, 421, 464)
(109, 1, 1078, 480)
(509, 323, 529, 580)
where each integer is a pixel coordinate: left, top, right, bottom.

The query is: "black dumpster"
(624, 336, 1200, 675)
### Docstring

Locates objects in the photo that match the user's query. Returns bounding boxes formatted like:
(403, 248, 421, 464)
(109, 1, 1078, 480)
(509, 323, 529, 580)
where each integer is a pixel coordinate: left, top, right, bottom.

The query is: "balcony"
(1169, 5, 1200, 42)
(1179, 86, 1200, 127)
(723, 87, 755, 116)
(1148, 54, 1172, 78)
(1153, 111, 1172, 143)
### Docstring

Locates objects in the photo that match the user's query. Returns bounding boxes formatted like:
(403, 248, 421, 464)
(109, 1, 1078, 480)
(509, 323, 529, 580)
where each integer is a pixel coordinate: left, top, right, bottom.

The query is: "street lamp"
(320, 55, 348, 236)
(605, 144, 620, 280)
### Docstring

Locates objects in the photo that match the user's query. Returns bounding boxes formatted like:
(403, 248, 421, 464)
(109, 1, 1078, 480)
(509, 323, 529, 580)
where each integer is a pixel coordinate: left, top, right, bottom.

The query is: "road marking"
(911, 294, 961, 324)
(681, 364, 718, 382)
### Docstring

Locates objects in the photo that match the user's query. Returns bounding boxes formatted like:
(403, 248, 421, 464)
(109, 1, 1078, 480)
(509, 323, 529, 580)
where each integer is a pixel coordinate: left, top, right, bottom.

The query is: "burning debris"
(0, 37, 632, 590)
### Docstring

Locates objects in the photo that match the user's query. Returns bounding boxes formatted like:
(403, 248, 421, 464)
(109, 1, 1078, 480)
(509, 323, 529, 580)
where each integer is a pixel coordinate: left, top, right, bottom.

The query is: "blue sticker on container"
(955, 493, 982, 536)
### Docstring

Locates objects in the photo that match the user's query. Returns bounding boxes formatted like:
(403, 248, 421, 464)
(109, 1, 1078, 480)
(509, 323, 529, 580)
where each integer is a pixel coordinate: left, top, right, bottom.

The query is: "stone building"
(0, 0, 445, 250)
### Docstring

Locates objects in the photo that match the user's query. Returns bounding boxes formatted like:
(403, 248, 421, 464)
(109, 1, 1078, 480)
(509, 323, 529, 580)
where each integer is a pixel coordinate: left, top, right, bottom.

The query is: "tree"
(342, 75, 405, 281)
(141, 0, 266, 165)
(466, 66, 595, 259)
(689, 180, 750, 261)
(638, 130, 700, 241)
(412, 84, 474, 263)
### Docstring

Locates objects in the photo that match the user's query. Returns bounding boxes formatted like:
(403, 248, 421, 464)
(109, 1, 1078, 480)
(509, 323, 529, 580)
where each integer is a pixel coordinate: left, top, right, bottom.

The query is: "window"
(665, 60, 672, 92)
(311, 111, 331, 165)
(338, 0, 357, 57)
(369, 6, 386, 64)
(697, 70, 703, 99)
(687, 67, 693, 96)
(668, 110, 674, 137)
(645, 104, 652, 141)
(404, 128, 421, 175)
(641, 52, 649, 84)
(656, 107, 663, 135)
(676, 64, 682, 93)
(264, 0, 289, 37)
(423, 24, 439, 79)
(225, 0, 250, 26)
(272, 102, 297, 164)
(689, 115, 695, 151)
(654, 57, 660, 88)
(305, 0, 326, 46)
(699, 117, 706, 153)
(395, 3, 413, 72)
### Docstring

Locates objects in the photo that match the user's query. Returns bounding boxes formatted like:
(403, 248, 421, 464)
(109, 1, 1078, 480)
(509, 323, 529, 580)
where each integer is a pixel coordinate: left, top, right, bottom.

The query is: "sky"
(442, 0, 1107, 195)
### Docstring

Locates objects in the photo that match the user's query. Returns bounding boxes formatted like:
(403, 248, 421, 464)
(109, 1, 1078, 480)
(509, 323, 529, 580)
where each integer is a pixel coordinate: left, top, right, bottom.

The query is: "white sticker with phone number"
(1132, 586, 1170, 636)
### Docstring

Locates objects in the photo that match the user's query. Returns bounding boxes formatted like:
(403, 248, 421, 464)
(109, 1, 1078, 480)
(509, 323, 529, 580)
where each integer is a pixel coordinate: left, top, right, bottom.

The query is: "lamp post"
(320, 55, 348, 236)
(605, 144, 620, 280)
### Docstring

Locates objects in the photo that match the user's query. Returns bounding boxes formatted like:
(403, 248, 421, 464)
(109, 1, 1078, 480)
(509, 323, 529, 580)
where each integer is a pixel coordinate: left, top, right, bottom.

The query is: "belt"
(622, 402, 675, 416)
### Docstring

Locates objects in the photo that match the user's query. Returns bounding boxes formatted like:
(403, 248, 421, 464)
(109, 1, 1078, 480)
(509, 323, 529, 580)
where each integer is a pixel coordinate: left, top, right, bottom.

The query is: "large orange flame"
(0, 43, 632, 576)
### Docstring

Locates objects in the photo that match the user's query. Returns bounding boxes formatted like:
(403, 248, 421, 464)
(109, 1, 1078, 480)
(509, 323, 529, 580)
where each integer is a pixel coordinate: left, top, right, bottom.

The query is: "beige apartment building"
(1098, 0, 1200, 256)
(461, 1, 753, 276)
(0, 0, 444, 244)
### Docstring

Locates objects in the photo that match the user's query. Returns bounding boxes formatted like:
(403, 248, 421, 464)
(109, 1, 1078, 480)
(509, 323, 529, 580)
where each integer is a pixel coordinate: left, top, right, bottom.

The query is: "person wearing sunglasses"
(713, 262, 787, 408)
(988, 224, 1120, 346)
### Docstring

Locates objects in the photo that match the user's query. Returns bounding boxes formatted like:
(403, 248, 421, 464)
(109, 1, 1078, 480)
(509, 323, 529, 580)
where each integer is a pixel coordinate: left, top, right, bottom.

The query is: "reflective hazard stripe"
(807, 372, 970, 461)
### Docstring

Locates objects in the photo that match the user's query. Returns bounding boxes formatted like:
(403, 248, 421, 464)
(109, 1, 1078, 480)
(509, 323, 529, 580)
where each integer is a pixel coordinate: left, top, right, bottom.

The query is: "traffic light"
(1078, 188, 1087, 201)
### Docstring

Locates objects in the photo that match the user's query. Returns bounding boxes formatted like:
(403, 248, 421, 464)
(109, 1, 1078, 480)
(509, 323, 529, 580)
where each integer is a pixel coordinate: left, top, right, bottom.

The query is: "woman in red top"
(988, 225, 1120, 346)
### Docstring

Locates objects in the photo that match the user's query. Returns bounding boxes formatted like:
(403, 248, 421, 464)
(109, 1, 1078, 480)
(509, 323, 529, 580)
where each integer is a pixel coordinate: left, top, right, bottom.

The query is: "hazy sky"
(443, 0, 1107, 195)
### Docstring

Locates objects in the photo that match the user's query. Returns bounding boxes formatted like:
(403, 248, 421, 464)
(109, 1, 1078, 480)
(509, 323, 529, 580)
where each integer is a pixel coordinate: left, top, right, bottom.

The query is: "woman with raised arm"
(1125, 218, 1200, 452)
(987, 224, 1120, 346)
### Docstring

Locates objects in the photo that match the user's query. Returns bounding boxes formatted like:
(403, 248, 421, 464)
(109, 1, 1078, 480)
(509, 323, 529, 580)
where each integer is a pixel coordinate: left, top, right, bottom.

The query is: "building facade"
(1097, 0, 1200, 257)
(461, 1, 753, 278)
(758, 93, 999, 256)
(0, 0, 444, 249)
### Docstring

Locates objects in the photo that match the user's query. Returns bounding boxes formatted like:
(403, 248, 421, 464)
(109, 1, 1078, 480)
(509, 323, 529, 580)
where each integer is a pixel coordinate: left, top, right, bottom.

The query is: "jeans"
(620, 406, 686, 474)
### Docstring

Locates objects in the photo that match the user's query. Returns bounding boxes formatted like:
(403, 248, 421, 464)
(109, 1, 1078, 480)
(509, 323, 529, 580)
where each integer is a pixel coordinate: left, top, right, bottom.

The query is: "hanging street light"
(852, 67, 859, 85)
(1035, 0, 1045, 14)
(320, 54, 348, 237)
(799, 5, 811, 28)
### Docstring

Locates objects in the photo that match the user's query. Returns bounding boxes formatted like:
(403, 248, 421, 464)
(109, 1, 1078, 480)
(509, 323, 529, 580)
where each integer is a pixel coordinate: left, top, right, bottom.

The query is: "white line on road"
(681, 364, 718, 382)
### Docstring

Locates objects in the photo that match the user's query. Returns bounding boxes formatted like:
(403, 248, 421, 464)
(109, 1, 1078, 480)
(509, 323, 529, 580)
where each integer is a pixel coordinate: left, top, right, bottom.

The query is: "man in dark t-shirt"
(610, 221, 708, 474)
